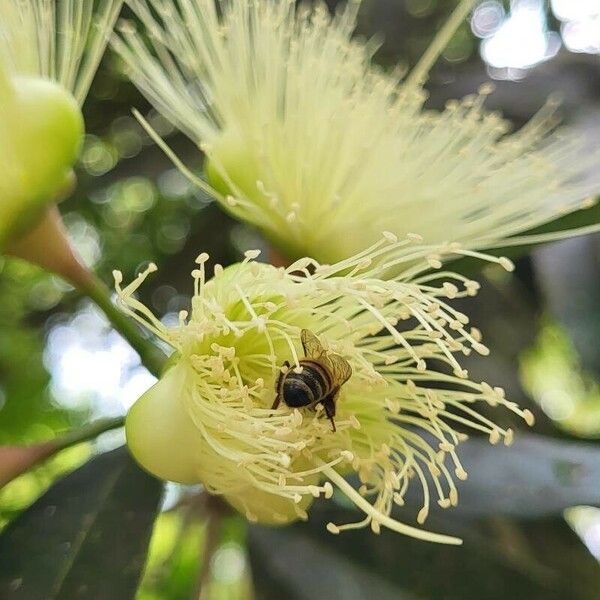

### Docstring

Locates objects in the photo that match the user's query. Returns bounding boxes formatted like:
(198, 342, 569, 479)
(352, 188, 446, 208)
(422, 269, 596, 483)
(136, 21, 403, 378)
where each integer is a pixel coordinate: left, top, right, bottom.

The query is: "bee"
(271, 329, 352, 432)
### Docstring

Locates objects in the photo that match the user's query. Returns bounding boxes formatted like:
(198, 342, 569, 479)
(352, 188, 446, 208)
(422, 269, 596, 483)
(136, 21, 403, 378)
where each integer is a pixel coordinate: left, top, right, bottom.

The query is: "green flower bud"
(0, 77, 84, 247)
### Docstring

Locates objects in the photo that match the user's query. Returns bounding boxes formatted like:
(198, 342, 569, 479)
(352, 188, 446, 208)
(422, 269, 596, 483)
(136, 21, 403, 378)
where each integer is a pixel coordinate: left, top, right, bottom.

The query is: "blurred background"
(1, 1, 600, 598)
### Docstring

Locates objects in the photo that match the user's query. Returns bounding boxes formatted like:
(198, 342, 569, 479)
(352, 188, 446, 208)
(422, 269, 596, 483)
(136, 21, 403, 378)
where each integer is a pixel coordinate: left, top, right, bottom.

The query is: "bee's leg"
(271, 361, 290, 410)
(322, 390, 338, 432)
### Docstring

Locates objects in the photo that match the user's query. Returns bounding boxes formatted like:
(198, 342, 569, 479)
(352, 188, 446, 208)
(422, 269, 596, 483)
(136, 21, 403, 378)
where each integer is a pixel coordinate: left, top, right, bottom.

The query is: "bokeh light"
(553, 0, 600, 54)
(44, 303, 156, 417)
(474, 0, 600, 80)
(477, 0, 560, 79)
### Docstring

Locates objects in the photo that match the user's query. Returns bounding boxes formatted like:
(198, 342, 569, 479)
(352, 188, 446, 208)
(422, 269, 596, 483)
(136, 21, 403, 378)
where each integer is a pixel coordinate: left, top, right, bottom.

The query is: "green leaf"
(449, 201, 600, 275)
(251, 434, 600, 599)
(0, 446, 163, 600)
(249, 527, 417, 600)
(290, 505, 600, 599)
(407, 433, 600, 519)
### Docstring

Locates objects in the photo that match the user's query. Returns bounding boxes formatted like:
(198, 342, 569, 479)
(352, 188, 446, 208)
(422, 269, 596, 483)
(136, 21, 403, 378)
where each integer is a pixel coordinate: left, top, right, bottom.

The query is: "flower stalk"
(6, 203, 167, 378)
(0, 416, 125, 489)
(79, 275, 168, 378)
(5, 205, 88, 287)
(53, 416, 126, 450)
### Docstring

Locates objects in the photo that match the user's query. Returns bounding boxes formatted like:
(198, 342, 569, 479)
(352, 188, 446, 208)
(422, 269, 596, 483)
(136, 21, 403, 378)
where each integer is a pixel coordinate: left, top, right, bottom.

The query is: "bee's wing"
(328, 353, 353, 387)
(301, 328, 325, 359)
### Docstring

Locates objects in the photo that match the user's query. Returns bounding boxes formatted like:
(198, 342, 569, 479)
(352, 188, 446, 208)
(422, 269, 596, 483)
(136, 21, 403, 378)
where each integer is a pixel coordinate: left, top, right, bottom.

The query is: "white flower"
(113, 0, 600, 264)
(116, 236, 533, 544)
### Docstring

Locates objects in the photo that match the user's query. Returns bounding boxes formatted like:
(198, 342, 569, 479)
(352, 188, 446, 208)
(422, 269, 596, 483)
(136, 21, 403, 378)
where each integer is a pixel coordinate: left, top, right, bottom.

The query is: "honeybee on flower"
(113, 0, 600, 265)
(0, 0, 123, 249)
(116, 235, 533, 544)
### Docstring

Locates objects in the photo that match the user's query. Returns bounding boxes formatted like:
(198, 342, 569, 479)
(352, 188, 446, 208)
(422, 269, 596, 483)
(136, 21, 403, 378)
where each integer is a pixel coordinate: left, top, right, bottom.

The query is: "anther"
(326, 523, 340, 534)
(498, 257, 515, 271)
(523, 409, 535, 426)
(244, 249, 261, 260)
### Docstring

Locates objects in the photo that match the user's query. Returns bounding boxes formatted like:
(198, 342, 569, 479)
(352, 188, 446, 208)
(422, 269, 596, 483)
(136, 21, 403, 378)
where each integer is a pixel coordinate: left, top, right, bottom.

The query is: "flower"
(114, 0, 600, 265)
(116, 235, 533, 544)
(0, 0, 123, 248)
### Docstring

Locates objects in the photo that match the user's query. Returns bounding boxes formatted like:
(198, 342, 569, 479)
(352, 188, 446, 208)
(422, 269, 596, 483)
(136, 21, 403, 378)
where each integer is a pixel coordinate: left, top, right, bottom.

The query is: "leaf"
(255, 433, 600, 599)
(0, 446, 163, 600)
(293, 504, 600, 599)
(414, 433, 600, 519)
(449, 201, 600, 275)
(248, 526, 417, 600)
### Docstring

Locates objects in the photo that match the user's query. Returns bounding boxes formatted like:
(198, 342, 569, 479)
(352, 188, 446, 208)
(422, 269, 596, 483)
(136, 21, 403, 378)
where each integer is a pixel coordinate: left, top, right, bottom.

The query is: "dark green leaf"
(449, 201, 600, 275)
(292, 503, 600, 599)
(0, 446, 163, 600)
(416, 433, 600, 519)
(249, 527, 417, 600)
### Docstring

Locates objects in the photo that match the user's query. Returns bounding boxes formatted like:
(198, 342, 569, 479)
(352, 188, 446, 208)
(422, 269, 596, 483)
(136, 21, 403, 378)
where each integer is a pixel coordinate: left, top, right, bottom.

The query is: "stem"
(55, 416, 126, 450)
(194, 495, 231, 599)
(196, 512, 223, 600)
(80, 274, 167, 378)
(405, 0, 478, 88)
(7, 206, 167, 377)
(0, 417, 126, 487)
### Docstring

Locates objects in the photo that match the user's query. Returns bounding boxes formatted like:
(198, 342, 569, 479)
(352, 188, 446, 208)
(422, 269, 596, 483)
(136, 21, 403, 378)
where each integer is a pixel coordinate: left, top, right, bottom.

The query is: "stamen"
(321, 464, 462, 545)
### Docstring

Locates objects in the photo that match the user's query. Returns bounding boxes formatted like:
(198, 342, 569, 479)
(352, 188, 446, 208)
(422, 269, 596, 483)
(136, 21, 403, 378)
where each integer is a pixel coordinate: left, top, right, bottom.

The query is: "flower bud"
(0, 76, 84, 247)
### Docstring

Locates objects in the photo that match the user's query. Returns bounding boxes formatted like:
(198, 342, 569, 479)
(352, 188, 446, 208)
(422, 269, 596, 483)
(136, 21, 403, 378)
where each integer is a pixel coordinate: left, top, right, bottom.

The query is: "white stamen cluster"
(0, 0, 123, 105)
(113, 0, 600, 264)
(115, 236, 533, 544)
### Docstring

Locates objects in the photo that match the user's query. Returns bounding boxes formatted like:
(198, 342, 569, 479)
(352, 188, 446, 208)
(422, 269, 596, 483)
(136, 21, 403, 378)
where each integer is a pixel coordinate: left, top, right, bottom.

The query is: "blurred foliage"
(522, 320, 600, 438)
(138, 502, 252, 600)
(138, 510, 205, 600)
(1, 0, 600, 598)
(0, 447, 162, 599)
(0, 446, 89, 530)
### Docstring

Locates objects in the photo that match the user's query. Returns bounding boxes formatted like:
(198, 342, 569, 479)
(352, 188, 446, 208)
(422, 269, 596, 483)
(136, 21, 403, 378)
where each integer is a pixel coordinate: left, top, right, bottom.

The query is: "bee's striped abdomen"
(282, 359, 332, 408)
